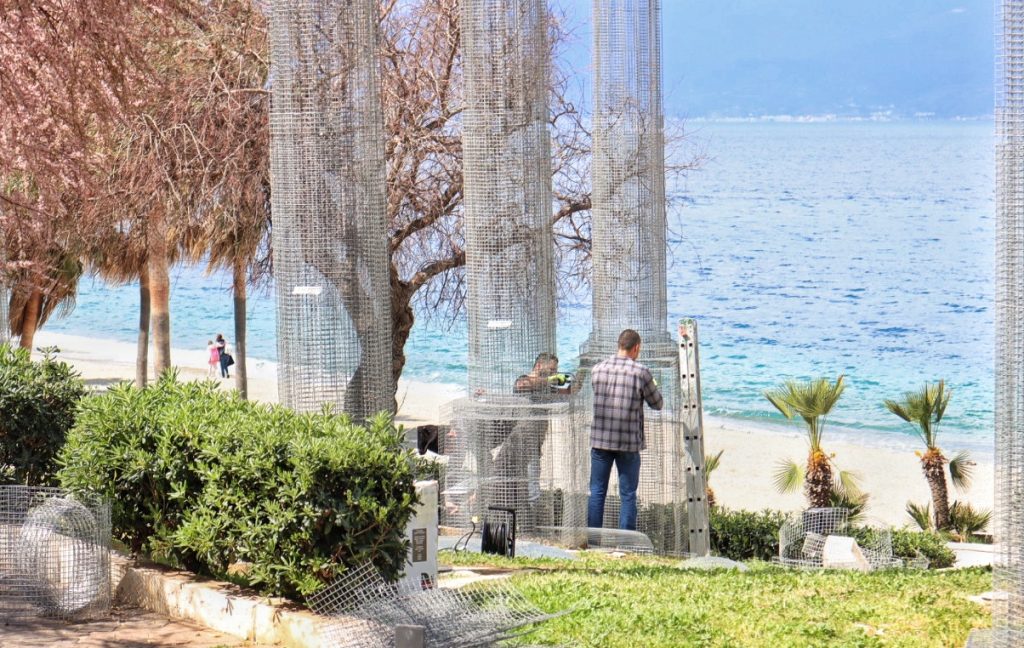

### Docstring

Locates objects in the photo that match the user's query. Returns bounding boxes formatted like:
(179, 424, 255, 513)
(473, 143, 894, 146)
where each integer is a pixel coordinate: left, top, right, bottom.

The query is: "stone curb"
(111, 552, 326, 648)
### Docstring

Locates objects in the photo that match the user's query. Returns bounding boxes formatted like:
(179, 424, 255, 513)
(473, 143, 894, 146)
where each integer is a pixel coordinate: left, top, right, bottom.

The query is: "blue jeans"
(588, 448, 641, 530)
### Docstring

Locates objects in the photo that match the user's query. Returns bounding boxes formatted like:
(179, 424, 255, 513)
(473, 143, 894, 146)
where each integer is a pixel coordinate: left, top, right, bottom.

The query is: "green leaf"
(771, 459, 804, 494)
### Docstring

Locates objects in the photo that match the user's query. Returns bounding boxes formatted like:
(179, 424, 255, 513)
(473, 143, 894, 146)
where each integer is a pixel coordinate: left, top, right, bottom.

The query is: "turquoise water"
(52, 121, 994, 450)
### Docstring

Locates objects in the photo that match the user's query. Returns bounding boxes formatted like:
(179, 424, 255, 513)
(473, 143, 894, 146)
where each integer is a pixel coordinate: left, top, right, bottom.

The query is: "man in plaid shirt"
(588, 329, 663, 530)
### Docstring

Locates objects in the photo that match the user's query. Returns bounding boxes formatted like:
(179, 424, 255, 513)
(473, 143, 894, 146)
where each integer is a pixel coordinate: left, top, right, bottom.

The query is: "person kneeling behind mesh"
(587, 329, 663, 531)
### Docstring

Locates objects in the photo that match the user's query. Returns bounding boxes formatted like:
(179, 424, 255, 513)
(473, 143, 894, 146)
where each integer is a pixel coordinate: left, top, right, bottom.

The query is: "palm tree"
(884, 380, 972, 531)
(8, 251, 82, 350)
(765, 375, 854, 509)
(87, 216, 153, 387)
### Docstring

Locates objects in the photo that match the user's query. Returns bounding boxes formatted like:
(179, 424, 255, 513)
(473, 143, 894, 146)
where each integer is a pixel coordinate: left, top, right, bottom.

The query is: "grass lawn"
(442, 552, 991, 647)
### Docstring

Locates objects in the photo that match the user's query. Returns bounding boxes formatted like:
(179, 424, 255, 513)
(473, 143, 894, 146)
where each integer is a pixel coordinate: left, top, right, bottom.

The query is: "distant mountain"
(558, 0, 993, 119)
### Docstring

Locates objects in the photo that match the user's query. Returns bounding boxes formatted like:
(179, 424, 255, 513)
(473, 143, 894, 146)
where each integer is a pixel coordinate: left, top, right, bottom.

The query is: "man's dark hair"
(533, 352, 558, 369)
(617, 329, 641, 351)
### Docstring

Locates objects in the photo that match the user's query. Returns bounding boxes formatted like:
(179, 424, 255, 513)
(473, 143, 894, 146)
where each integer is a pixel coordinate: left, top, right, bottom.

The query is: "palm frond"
(883, 379, 951, 450)
(704, 449, 724, 478)
(772, 459, 804, 494)
(828, 488, 869, 525)
(906, 501, 933, 531)
(883, 398, 912, 423)
(764, 376, 845, 451)
(834, 468, 864, 500)
(948, 450, 975, 492)
(764, 387, 794, 420)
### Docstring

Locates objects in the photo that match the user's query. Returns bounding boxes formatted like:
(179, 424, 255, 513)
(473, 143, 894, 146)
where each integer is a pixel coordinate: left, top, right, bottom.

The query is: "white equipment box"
(398, 480, 438, 591)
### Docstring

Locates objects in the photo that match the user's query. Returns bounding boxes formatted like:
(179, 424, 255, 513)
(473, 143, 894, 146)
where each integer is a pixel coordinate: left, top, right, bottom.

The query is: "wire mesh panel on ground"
(776, 508, 902, 571)
(309, 561, 559, 647)
(0, 486, 111, 620)
(440, 396, 586, 546)
(268, 0, 393, 419)
(995, 1, 1024, 645)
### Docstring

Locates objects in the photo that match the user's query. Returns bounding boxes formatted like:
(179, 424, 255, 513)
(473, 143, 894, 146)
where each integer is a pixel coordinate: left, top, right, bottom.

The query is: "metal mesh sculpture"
(268, 0, 394, 418)
(440, 0, 587, 542)
(994, 1, 1024, 644)
(0, 486, 111, 620)
(0, 283, 7, 344)
(0, 237, 7, 344)
(776, 509, 902, 571)
(574, 0, 707, 556)
(309, 562, 559, 647)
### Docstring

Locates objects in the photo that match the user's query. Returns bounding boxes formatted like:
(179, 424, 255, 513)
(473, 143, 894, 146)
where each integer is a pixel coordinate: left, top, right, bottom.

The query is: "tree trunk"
(18, 288, 43, 351)
(922, 449, 951, 530)
(232, 259, 248, 400)
(137, 266, 151, 387)
(805, 450, 833, 509)
(391, 273, 415, 386)
(149, 211, 172, 374)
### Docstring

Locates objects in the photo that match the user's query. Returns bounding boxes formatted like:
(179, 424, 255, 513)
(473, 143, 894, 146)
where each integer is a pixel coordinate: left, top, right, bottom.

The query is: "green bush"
(0, 344, 86, 485)
(891, 529, 956, 569)
(58, 373, 418, 598)
(710, 508, 787, 561)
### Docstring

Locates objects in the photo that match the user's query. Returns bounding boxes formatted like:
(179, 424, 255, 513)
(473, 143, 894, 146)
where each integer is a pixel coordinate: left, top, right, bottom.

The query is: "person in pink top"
(207, 340, 220, 378)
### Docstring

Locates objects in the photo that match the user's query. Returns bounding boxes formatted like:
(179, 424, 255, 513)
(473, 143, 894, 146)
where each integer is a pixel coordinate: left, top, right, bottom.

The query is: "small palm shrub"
(0, 344, 86, 485)
(58, 373, 417, 598)
(947, 501, 991, 542)
(765, 375, 865, 511)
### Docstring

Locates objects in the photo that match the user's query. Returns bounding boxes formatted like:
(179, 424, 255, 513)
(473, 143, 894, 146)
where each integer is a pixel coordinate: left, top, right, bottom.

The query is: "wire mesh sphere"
(16, 496, 110, 616)
(777, 508, 900, 571)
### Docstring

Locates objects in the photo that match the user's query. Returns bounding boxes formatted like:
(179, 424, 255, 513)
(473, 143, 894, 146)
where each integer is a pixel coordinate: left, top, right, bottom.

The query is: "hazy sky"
(556, 0, 994, 118)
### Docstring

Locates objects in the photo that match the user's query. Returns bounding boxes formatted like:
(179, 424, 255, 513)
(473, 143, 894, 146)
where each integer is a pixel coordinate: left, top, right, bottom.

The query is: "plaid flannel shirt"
(590, 354, 664, 452)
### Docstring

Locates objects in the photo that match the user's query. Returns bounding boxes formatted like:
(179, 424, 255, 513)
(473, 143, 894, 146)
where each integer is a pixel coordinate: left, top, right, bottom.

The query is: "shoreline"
(31, 330, 994, 527)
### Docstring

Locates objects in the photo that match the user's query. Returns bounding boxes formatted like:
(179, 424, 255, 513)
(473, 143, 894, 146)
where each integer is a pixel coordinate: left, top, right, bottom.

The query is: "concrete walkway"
(0, 606, 265, 648)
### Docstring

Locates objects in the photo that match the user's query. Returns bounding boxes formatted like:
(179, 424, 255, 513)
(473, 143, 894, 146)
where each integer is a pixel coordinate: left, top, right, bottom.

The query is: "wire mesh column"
(440, 0, 586, 544)
(993, 1, 1024, 645)
(268, 0, 394, 419)
(574, 0, 705, 556)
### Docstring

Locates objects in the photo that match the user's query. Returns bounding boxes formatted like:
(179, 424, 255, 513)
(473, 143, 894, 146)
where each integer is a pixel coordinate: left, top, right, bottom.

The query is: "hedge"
(58, 373, 418, 598)
(0, 344, 86, 485)
(710, 507, 955, 569)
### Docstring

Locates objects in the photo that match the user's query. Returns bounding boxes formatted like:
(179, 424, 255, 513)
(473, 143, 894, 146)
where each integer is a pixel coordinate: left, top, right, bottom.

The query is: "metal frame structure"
(994, 0, 1024, 644)
(268, 0, 394, 419)
(440, 0, 588, 542)
(575, 0, 708, 556)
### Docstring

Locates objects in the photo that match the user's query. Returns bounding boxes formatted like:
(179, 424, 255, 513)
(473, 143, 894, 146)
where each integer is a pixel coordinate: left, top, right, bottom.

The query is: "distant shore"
(33, 330, 994, 528)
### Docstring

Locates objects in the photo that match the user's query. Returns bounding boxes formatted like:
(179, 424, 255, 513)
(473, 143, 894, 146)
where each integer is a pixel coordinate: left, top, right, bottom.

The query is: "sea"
(51, 120, 996, 455)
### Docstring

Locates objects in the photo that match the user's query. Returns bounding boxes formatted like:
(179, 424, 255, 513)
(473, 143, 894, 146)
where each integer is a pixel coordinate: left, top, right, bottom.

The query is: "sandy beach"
(33, 330, 994, 528)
